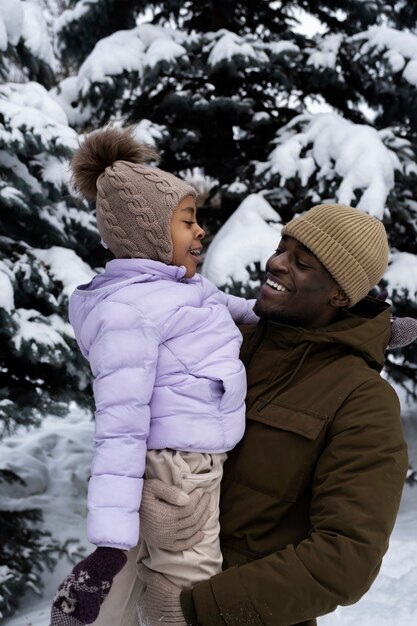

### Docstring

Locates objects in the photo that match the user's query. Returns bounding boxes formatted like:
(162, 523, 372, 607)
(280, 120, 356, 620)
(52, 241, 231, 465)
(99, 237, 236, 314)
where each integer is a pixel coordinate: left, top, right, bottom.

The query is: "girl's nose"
(196, 224, 205, 239)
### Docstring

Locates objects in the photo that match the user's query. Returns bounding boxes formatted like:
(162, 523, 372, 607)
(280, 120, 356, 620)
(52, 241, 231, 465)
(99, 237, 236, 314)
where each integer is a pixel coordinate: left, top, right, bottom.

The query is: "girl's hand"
(50, 547, 127, 625)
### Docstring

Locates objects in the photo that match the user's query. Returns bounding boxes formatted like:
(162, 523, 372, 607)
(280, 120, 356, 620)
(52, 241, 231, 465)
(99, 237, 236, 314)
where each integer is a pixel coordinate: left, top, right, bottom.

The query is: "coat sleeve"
(200, 276, 258, 324)
(191, 379, 408, 625)
(85, 300, 160, 550)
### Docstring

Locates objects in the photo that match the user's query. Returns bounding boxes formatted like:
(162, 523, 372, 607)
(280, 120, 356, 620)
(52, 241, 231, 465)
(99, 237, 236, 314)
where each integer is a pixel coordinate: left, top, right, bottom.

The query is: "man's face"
(254, 235, 347, 329)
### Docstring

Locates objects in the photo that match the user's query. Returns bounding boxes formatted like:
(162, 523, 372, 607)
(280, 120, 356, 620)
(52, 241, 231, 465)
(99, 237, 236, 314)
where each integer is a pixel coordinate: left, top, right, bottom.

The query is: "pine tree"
(51, 0, 417, 464)
(2, 0, 417, 615)
(54, 1, 417, 404)
(0, 1, 96, 617)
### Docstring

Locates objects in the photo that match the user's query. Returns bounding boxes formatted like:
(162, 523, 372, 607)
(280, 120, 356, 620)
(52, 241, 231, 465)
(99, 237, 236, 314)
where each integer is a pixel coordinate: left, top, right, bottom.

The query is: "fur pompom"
(70, 126, 159, 200)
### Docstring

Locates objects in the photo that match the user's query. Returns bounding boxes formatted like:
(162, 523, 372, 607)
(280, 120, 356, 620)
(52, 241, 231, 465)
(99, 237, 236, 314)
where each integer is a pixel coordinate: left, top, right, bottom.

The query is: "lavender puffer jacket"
(69, 259, 258, 549)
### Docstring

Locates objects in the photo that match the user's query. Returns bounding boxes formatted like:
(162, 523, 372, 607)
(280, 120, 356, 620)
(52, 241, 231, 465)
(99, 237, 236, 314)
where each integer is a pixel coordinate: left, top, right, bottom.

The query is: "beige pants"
(92, 449, 226, 626)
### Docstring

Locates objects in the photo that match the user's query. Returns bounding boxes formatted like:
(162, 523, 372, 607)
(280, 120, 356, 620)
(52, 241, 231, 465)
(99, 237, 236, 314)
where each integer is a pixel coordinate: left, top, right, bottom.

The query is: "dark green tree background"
(1, 0, 417, 616)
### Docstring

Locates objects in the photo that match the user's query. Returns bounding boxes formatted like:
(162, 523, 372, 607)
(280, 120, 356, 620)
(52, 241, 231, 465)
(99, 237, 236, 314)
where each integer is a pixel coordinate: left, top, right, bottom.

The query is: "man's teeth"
(266, 278, 288, 292)
(190, 249, 201, 256)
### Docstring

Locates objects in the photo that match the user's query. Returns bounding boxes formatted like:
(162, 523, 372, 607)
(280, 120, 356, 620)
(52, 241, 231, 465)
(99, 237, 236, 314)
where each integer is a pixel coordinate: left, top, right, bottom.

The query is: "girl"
(50, 126, 258, 626)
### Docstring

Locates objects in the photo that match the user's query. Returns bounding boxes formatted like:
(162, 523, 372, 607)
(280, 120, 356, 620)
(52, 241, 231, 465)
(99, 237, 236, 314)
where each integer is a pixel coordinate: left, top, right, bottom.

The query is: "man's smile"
(265, 273, 291, 293)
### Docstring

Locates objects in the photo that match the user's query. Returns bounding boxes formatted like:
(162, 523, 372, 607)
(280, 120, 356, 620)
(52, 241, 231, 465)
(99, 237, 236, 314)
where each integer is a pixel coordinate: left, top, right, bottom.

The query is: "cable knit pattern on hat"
(282, 203, 389, 307)
(70, 126, 196, 263)
(96, 160, 196, 263)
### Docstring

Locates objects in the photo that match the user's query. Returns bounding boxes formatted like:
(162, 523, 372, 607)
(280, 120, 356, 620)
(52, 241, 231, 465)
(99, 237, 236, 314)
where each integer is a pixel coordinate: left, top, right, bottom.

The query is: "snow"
(54, 0, 100, 33)
(268, 113, 401, 219)
(33, 155, 70, 189)
(74, 24, 187, 96)
(307, 34, 343, 70)
(268, 40, 300, 56)
(202, 193, 282, 286)
(289, 7, 327, 37)
(0, 0, 23, 50)
(11, 308, 69, 356)
(0, 150, 42, 196)
(136, 23, 186, 48)
(48, 76, 93, 127)
(20, 0, 56, 70)
(0, 403, 416, 626)
(0, 408, 93, 626)
(179, 167, 219, 197)
(32, 247, 95, 298)
(132, 119, 167, 148)
(0, 82, 77, 148)
(403, 60, 417, 87)
(385, 252, 417, 297)
(0, 260, 14, 312)
(208, 31, 265, 66)
(144, 38, 187, 68)
(1, 3, 417, 625)
(76, 28, 146, 95)
(355, 26, 417, 87)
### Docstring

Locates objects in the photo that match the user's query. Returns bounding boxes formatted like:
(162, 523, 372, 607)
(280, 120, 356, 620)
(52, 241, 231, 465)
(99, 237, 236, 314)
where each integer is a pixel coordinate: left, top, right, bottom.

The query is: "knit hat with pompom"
(70, 126, 197, 263)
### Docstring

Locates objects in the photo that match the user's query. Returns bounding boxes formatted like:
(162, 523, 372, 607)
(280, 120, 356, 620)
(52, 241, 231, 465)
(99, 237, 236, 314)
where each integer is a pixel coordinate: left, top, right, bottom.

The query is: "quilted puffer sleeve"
(200, 276, 258, 324)
(223, 292, 258, 324)
(84, 300, 160, 550)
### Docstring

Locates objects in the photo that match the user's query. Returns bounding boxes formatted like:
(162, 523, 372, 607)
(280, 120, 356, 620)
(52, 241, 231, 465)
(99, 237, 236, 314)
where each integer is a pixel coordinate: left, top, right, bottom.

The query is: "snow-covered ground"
(1, 406, 417, 626)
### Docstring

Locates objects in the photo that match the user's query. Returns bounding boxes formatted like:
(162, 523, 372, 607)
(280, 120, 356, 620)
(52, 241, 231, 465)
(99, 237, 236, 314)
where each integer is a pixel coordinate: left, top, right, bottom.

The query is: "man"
(139, 203, 408, 626)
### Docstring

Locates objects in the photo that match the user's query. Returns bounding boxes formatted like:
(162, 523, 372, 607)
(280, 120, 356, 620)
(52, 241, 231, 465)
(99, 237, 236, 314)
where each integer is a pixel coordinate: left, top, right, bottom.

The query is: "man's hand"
(137, 566, 187, 626)
(389, 316, 417, 349)
(50, 547, 127, 625)
(376, 290, 417, 350)
(140, 479, 211, 551)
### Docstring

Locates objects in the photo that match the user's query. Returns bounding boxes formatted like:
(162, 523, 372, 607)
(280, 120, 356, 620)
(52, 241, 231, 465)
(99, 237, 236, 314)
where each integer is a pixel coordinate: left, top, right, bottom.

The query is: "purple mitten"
(50, 547, 127, 625)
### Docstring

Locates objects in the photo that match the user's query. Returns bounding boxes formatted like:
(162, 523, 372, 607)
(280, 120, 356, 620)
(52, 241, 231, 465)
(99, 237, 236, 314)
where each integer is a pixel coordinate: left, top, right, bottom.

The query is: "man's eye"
(296, 259, 309, 269)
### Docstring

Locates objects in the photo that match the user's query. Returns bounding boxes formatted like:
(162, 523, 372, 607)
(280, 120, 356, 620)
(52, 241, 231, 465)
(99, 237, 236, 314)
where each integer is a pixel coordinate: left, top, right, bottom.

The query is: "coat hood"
(301, 296, 391, 369)
(68, 259, 195, 357)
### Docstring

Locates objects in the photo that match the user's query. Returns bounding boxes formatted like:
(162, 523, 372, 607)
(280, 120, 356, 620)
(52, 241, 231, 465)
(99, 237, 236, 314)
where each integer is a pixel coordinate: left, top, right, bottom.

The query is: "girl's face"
(170, 195, 205, 277)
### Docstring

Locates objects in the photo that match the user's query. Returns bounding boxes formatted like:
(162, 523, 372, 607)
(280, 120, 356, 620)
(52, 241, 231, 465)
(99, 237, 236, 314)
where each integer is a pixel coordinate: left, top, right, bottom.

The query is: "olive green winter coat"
(191, 297, 408, 625)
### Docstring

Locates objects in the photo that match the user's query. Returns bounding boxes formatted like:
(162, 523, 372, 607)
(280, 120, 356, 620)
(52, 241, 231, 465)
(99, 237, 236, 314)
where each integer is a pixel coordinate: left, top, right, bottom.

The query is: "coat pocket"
(230, 401, 327, 503)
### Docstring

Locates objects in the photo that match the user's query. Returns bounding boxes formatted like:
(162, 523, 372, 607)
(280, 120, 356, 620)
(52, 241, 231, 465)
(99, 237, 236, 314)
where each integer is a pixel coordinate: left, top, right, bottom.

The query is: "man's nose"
(269, 251, 289, 273)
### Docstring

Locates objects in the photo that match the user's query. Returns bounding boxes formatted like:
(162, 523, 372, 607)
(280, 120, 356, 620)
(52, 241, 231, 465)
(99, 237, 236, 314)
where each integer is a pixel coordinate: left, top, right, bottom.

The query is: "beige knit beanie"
(70, 126, 197, 263)
(281, 203, 389, 307)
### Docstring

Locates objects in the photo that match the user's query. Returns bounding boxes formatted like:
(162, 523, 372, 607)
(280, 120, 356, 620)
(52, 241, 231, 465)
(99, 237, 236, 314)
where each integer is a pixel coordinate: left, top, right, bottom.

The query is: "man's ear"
(331, 288, 349, 308)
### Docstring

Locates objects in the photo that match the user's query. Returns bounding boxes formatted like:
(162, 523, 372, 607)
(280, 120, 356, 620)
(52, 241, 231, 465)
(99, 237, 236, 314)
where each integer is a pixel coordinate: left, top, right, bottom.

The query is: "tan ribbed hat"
(71, 126, 196, 263)
(281, 203, 389, 307)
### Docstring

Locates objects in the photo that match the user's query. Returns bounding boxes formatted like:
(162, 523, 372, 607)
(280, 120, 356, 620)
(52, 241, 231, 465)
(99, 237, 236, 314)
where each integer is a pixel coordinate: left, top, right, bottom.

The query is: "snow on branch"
(306, 34, 343, 70)
(0, 0, 56, 69)
(203, 193, 281, 286)
(354, 26, 417, 87)
(385, 252, 417, 298)
(207, 30, 267, 66)
(75, 25, 188, 96)
(32, 247, 95, 299)
(0, 82, 76, 150)
(267, 112, 403, 219)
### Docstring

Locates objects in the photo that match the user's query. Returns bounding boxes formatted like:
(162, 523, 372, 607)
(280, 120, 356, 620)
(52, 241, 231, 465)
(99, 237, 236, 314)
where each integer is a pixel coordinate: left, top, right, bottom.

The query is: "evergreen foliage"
(1, 0, 417, 616)
(0, 2, 94, 617)
(0, 469, 67, 618)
